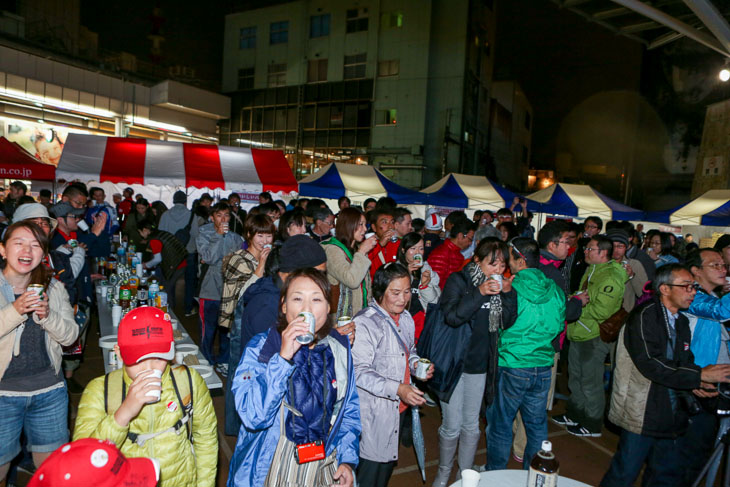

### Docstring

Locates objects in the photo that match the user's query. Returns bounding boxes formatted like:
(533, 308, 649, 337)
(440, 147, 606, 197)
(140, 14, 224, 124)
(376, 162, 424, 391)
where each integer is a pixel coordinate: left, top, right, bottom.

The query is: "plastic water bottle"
(527, 441, 559, 487)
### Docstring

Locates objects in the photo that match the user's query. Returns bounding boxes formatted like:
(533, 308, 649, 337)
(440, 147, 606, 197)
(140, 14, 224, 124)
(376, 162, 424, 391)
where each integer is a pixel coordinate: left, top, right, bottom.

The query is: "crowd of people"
(2, 181, 730, 487)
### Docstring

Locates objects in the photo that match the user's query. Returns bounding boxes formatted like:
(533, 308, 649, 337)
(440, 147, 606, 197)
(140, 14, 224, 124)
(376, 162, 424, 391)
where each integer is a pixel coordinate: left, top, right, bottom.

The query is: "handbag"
(416, 302, 472, 403)
(599, 307, 629, 343)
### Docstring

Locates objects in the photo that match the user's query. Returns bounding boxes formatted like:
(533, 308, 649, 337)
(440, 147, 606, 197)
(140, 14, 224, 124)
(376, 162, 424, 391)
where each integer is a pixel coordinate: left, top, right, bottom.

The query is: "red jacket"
(427, 239, 464, 290)
(367, 240, 400, 279)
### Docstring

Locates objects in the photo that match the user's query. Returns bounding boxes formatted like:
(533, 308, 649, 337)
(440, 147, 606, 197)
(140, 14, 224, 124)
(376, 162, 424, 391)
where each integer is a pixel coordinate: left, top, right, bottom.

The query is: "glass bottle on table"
(119, 280, 132, 310)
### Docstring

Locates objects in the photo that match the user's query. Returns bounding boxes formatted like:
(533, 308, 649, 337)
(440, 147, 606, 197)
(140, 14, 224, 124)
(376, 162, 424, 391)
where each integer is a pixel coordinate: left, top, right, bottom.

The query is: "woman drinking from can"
(396, 231, 441, 341)
(0, 221, 78, 484)
(432, 238, 516, 486)
(228, 268, 360, 487)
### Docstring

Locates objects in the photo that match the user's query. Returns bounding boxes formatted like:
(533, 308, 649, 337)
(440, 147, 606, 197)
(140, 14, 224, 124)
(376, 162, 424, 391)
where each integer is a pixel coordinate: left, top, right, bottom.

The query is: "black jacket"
(539, 250, 582, 323)
(439, 268, 517, 403)
(626, 245, 656, 282)
(608, 298, 702, 438)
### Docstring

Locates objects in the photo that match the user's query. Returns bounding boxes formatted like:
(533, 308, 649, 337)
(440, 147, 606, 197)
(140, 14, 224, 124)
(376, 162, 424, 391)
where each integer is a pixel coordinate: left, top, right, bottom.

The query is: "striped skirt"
(264, 435, 338, 487)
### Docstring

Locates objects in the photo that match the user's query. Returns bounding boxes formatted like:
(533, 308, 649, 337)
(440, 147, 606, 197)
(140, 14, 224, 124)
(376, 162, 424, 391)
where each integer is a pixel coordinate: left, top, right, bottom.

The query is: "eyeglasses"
(557, 240, 571, 245)
(585, 224, 599, 229)
(664, 283, 697, 292)
(585, 247, 602, 253)
(702, 263, 728, 271)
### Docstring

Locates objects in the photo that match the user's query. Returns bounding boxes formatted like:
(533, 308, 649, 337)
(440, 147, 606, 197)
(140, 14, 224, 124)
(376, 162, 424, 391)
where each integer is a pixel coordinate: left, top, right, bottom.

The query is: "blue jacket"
(686, 289, 730, 367)
(227, 328, 361, 487)
(240, 276, 280, 350)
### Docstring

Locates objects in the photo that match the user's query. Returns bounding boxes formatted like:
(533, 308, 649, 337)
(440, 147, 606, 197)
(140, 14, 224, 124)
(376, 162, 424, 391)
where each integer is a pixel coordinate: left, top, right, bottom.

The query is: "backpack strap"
(169, 364, 194, 442)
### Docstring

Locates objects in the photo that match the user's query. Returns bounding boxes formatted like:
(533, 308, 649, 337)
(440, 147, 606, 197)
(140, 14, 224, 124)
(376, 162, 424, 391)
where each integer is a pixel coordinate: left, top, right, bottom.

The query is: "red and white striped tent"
(56, 134, 298, 205)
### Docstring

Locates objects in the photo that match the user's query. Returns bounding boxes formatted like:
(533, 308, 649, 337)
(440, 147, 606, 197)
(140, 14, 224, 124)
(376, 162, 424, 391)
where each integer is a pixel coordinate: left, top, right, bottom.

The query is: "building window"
(239, 26, 256, 49)
(377, 60, 399, 77)
(344, 53, 366, 80)
(307, 59, 328, 83)
(238, 67, 255, 90)
(375, 109, 397, 126)
(267, 63, 287, 87)
(310, 14, 330, 38)
(524, 111, 531, 130)
(346, 8, 368, 33)
(380, 11, 403, 29)
(270, 21, 289, 44)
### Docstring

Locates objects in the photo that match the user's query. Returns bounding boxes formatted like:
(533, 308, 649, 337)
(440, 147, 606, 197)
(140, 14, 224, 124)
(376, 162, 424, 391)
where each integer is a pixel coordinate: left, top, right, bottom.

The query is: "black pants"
(357, 458, 396, 487)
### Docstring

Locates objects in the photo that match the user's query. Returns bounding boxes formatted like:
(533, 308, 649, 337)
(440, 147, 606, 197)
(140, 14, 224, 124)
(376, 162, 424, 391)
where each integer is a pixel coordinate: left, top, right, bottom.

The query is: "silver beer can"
(489, 274, 503, 291)
(415, 358, 432, 380)
(296, 311, 316, 344)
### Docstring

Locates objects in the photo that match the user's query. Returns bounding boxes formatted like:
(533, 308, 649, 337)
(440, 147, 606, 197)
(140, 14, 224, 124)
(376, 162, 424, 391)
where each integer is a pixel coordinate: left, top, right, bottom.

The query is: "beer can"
(296, 311, 316, 344)
(263, 244, 272, 250)
(415, 358, 432, 380)
(27, 284, 44, 306)
(413, 254, 423, 267)
(67, 239, 78, 248)
(337, 316, 352, 328)
(489, 274, 503, 291)
(390, 234, 398, 243)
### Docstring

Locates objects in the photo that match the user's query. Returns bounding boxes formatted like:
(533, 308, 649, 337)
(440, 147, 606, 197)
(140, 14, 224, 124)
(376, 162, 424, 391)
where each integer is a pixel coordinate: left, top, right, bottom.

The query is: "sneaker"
(215, 363, 229, 378)
(184, 308, 198, 317)
(567, 424, 601, 437)
(550, 414, 578, 427)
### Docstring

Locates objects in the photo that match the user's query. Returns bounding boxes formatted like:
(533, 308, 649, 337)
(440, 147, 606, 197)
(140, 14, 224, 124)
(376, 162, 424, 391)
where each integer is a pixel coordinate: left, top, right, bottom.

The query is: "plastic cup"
(143, 369, 163, 402)
(461, 469, 480, 487)
(77, 220, 89, 232)
(111, 305, 122, 327)
(136, 264, 144, 277)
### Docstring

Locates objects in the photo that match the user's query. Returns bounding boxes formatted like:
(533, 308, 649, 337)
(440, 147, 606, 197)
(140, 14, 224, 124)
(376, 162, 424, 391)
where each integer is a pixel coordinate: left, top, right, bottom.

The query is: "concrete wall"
(422, 0, 469, 185)
(692, 99, 730, 198)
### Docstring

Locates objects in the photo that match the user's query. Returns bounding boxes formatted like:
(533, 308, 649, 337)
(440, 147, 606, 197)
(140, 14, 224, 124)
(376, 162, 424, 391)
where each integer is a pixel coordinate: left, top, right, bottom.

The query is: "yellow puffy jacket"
(73, 365, 218, 487)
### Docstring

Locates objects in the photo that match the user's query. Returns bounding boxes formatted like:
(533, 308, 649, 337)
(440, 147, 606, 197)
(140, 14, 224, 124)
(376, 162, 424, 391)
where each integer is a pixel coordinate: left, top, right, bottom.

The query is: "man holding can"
(366, 208, 400, 279)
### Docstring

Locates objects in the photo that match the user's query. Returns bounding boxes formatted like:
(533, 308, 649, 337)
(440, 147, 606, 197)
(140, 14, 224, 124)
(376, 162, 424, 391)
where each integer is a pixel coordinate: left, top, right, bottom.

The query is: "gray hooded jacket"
(196, 223, 243, 300)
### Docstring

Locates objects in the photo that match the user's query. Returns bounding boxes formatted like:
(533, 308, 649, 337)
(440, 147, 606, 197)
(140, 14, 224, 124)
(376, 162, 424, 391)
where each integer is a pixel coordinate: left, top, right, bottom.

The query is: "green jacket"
(73, 365, 218, 487)
(498, 268, 566, 368)
(567, 260, 628, 342)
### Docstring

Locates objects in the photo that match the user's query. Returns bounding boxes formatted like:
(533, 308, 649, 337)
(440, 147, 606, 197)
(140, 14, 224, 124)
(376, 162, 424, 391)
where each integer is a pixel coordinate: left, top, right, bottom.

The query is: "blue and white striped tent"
(528, 183, 645, 221)
(298, 163, 429, 205)
(421, 173, 540, 211)
(645, 189, 730, 226)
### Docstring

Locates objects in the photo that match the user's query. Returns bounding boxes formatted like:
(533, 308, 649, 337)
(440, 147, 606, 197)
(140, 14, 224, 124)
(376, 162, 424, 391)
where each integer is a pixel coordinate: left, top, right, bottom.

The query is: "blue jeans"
(0, 384, 69, 465)
(601, 429, 681, 487)
(486, 366, 551, 470)
(199, 298, 229, 364)
(184, 252, 197, 313)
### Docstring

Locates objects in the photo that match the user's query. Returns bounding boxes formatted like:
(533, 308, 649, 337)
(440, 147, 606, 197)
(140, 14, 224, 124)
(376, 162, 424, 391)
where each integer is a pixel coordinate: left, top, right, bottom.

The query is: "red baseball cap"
(117, 306, 174, 365)
(28, 438, 159, 487)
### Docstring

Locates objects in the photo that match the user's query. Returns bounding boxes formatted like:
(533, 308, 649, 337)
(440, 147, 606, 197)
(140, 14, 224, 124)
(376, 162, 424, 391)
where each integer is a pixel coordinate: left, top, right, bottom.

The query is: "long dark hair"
(276, 268, 334, 342)
(335, 207, 365, 252)
(396, 232, 424, 281)
(1, 221, 53, 288)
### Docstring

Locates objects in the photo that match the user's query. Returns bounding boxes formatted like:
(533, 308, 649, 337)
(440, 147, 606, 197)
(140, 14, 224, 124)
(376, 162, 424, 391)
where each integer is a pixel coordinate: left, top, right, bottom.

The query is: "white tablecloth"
(449, 469, 591, 487)
(96, 294, 223, 390)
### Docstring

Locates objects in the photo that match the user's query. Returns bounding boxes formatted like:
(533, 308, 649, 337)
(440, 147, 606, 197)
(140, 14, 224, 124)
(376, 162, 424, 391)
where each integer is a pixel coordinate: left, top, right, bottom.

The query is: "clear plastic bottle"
(527, 440, 559, 487)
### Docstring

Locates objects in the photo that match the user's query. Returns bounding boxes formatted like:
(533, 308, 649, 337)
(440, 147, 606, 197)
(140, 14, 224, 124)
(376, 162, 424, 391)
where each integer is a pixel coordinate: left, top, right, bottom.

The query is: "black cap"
(279, 235, 327, 273)
(605, 229, 630, 247)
